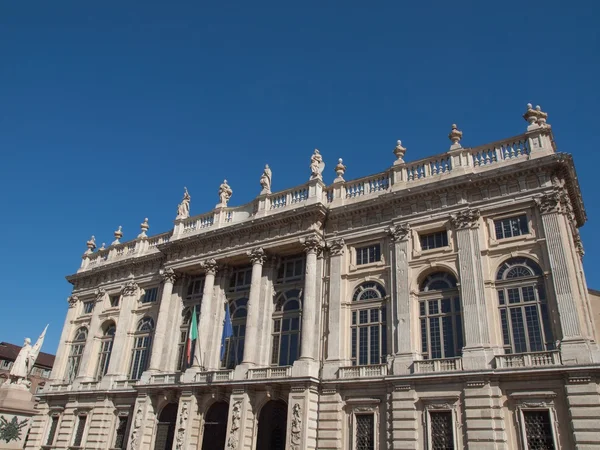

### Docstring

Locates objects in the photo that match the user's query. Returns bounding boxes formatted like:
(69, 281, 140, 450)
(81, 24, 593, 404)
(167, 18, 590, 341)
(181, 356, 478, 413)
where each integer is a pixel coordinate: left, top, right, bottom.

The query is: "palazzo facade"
(27, 104, 600, 450)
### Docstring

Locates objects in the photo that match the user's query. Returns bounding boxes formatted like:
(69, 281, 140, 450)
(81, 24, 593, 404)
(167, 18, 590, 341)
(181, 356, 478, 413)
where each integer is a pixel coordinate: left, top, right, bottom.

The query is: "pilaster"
(174, 391, 197, 450)
(147, 268, 177, 372)
(316, 388, 343, 449)
(388, 384, 419, 450)
(76, 288, 107, 382)
(564, 374, 600, 450)
(256, 257, 277, 367)
(127, 394, 155, 450)
(463, 380, 508, 449)
(225, 389, 255, 450)
(287, 385, 319, 450)
(106, 280, 139, 379)
(50, 295, 79, 383)
(197, 259, 219, 369)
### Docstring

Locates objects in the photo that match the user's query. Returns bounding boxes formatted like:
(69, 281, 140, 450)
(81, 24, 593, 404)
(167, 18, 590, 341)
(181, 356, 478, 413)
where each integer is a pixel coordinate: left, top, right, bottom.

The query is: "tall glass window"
(496, 258, 553, 354)
(129, 317, 154, 380)
(271, 290, 302, 366)
(177, 307, 200, 371)
(66, 328, 87, 383)
(222, 298, 247, 369)
(419, 272, 463, 360)
(95, 322, 115, 379)
(350, 282, 387, 366)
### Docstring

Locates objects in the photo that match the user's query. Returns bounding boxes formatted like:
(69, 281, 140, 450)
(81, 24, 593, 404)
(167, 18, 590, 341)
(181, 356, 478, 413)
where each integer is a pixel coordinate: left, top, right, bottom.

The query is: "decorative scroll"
(68, 295, 79, 308)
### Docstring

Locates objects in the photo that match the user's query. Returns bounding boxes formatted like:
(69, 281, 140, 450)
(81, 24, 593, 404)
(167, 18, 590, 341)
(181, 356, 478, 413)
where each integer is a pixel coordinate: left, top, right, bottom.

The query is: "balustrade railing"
(345, 173, 390, 199)
(247, 366, 292, 379)
(148, 232, 171, 248)
(338, 364, 388, 379)
(413, 357, 463, 373)
(149, 373, 180, 384)
(193, 370, 234, 383)
(269, 187, 309, 209)
(494, 350, 561, 369)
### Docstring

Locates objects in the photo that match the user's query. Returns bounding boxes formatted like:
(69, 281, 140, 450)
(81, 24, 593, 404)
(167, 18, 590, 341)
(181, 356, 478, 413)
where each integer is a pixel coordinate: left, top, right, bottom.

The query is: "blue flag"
(220, 303, 233, 361)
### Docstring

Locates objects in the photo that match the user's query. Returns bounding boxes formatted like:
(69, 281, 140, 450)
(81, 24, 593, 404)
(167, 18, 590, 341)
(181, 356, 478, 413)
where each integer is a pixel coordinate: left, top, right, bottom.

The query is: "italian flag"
(186, 305, 199, 367)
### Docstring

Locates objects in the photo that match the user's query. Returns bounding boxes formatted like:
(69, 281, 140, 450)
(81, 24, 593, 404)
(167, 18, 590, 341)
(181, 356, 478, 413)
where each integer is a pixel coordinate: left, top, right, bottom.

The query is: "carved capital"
(301, 235, 324, 255)
(200, 258, 219, 275)
(161, 267, 177, 284)
(68, 295, 79, 308)
(94, 288, 106, 302)
(121, 280, 139, 297)
(535, 190, 568, 215)
(247, 247, 266, 265)
(327, 238, 345, 256)
(574, 231, 585, 259)
(450, 208, 481, 229)
(386, 223, 410, 242)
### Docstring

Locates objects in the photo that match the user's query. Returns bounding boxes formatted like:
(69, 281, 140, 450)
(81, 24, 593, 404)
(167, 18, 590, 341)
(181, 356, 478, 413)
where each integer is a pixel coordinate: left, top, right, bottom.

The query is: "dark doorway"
(201, 401, 229, 450)
(256, 400, 288, 450)
(154, 403, 178, 450)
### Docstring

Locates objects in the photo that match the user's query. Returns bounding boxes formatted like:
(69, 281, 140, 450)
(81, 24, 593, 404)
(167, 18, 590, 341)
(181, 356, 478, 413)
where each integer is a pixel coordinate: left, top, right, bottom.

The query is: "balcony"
(494, 350, 562, 369)
(193, 370, 233, 383)
(338, 364, 388, 379)
(247, 366, 292, 380)
(413, 357, 463, 373)
(148, 373, 180, 385)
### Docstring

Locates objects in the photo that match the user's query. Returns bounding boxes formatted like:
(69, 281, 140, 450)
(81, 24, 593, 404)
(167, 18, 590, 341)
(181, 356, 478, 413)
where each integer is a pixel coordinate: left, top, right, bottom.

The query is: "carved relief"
(201, 258, 219, 275)
(129, 406, 143, 450)
(290, 403, 302, 450)
(94, 288, 106, 302)
(535, 189, 570, 215)
(175, 402, 189, 450)
(301, 235, 324, 254)
(160, 267, 177, 284)
(573, 229, 585, 259)
(227, 400, 242, 449)
(449, 208, 481, 229)
(247, 247, 266, 265)
(67, 295, 79, 308)
(327, 238, 345, 256)
(386, 223, 410, 242)
(121, 280, 139, 297)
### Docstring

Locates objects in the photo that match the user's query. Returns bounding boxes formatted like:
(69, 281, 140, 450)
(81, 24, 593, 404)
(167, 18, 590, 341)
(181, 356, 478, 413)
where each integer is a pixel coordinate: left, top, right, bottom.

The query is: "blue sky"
(1, 1, 599, 355)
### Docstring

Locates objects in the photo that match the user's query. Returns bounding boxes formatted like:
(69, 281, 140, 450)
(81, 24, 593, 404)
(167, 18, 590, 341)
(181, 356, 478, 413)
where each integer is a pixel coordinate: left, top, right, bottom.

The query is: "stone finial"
(112, 226, 123, 245)
(334, 158, 346, 182)
(393, 140, 407, 164)
(138, 218, 149, 239)
(176, 187, 191, 220)
(217, 180, 233, 207)
(260, 164, 272, 195)
(523, 103, 550, 130)
(448, 124, 463, 149)
(309, 149, 325, 180)
(100, 242, 106, 250)
(85, 236, 96, 254)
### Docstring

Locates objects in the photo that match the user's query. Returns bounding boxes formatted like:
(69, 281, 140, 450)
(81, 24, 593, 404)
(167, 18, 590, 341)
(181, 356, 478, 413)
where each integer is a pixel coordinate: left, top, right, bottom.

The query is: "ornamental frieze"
(386, 223, 411, 242)
(449, 208, 481, 230)
(327, 238, 345, 256)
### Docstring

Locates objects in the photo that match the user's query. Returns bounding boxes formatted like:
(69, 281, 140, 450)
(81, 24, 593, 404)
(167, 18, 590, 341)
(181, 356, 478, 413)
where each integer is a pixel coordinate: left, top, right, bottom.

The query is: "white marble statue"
(176, 187, 191, 220)
(10, 325, 48, 385)
(259, 164, 272, 194)
(218, 180, 233, 206)
(310, 149, 325, 180)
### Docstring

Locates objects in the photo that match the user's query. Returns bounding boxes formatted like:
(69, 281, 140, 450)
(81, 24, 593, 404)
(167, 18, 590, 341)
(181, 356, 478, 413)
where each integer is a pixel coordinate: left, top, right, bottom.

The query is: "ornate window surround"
(110, 406, 132, 450)
(486, 209, 535, 247)
(421, 396, 461, 450)
(43, 407, 64, 448)
(71, 407, 92, 448)
(346, 398, 380, 450)
(349, 239, 386, 272)
(412, 222, 454, 257)
(510, 391, 559, 450)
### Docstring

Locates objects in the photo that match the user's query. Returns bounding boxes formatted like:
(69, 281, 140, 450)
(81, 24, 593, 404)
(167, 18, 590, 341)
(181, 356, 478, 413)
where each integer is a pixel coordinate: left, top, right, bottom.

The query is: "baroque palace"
(27, 104, 600, 450)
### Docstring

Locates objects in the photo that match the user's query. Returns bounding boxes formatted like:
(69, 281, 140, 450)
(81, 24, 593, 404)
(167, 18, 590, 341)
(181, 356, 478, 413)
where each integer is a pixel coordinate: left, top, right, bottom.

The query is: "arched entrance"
(201, 401, 228, 450)
(256, 400, 287, 450)
(154, 403, 178, 450)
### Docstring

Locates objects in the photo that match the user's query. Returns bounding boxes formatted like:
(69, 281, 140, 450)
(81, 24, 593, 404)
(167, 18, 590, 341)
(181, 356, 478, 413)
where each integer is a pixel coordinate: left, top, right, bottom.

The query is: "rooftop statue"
(218, 180, 233, 207)
(9, 325, 48, 387)
(176, 187, 191, 220)
(260, 164, 272, 194)
(310, 149, 325, 180)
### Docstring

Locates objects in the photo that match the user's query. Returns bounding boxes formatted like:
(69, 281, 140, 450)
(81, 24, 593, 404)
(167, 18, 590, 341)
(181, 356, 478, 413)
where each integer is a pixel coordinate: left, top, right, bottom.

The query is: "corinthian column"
(387, 223, 415, 374)
(299, 235, 324, 360)
(50, 295, 79, 383)
(148, 268, 177, 372)
(106, 280, 139, 378)
(450, 209, 493, 370)
(241, 248, 266, 366)
(197, 259, 218, 369)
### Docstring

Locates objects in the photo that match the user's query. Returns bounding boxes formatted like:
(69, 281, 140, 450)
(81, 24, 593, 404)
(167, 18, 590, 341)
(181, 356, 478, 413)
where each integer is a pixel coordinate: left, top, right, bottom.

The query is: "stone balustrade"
(148, 373, 180, 385)
(193, 370, 234, 383)
(78, 125, 553, 273)
(494, 350, 562, 369)
(338, 364, 388, 379)
(247, 366, 292, 380)
(413, 357, 463, 373)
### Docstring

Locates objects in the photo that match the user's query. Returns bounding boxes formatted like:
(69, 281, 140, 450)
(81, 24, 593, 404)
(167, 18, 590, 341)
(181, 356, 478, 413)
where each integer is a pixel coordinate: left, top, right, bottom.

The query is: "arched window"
(66, 328, 88, 383)
(496, 258, 553, 354)
(222, 298, 247, 369)
(419, 272, 463, 360)
(95, 322, 116, 380)
(271, 290, 302, 366)
(129, 317, 154, 380)
(351, 282, 387, 366)
(177, 307, 200, 371)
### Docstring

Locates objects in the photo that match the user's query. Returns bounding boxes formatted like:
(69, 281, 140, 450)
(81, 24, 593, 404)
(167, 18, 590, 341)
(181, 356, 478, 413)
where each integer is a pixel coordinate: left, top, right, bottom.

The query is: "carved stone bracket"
(161, 267, 177, 284)
(327, 238, 345, 256)
(535, 189, 570, 216)
(68, 295, 79, 308)
(290, 403, 302, 450)
(301, 235, 324, 255)
(94, 288, 107, 302)
(247, 247, 267, 265)
(121, 280, 139, 297)
(386, 223, 411, 242)
(200, 258, 219, 275)
(449, 208, 481, 230)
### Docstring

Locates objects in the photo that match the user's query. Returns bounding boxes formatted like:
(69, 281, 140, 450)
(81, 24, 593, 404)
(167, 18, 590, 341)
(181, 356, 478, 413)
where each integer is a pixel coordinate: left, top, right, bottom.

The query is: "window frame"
(276, 255, 306, 283)
(487, 211, 535, 246)
(347, 399, 380, 450)
(140, 286, 160, 304)
(128, 317, 154, 380)
(95, 323, 116, 380)
(511, 392, 559, 450)
(45, 412, 62, 447)
(111, 410, 131, 450)
(350, 282, 388, 366)
(82, 300, 95, 315)
(222, 298, 248, 369)
(419, 229, 450, 252)
(424, 402, 459, 450)
(355, 243, 382, 267)
(71, 411, 89, 448)
(271, 290, 302, 367)
(66, 328, 88, 383)
(109, 294, 121, 308)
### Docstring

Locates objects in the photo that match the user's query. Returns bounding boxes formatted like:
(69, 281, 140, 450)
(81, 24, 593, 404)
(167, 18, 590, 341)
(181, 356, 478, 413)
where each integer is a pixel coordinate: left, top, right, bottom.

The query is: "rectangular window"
(73, 414, 87, 447)
(356, 244, 381, 266)
(141, 287, 159, 304)
(229, 267, 252, 292)
(429, 411, 454, 450)
(109, 295, 120, 308)
(114, 415, 129, 449)
(355, 414, 374, 450)
(420, 231, 449, 251)
(83, 301, 95, 314)
(277, 255, 305, 282)
(523, 410, 555, 450)
(46, 415, 60, 446)
(494, 214, 529, 240)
